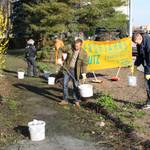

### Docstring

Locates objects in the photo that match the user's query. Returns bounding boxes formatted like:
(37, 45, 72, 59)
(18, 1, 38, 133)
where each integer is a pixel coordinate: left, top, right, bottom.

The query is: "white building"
(141, 25, 150, 33)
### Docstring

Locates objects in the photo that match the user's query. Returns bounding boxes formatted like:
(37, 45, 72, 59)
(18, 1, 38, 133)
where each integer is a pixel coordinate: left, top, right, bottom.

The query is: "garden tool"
(111, 67, 121, 81)
(92, 72, 103, 83)
(62, 66, 80, 88)
(131, 65, 138, 76)
(131, 65, 134, 76)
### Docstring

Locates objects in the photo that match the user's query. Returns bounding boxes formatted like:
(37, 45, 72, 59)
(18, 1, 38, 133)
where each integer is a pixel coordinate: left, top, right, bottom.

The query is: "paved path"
(7, 136, 100, 150)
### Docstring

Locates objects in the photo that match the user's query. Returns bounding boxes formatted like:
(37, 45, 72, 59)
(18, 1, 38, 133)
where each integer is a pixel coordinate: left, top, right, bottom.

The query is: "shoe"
(59, 100, 68, 106)
(75, 101, 81, 108)
(142, 104, 150, 110)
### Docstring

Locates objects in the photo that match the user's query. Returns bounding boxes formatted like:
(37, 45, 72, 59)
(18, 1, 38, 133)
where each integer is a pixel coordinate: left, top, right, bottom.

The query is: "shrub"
(0, 7, 9, 72)
(37, 62, 56, 73)
(37, 62, 50, 72)
(96, 94, 118, 112)
(37, 45, 52, 60)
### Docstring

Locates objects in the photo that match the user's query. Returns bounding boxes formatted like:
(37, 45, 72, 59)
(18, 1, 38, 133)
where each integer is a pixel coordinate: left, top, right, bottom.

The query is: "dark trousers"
(26, 57, 37, 77)
(145, 78, 150, 105)
(63, 69, 80, 102)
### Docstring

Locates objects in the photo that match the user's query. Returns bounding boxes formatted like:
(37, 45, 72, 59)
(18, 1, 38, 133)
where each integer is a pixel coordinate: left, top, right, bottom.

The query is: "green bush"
(37, 45, 52, 60)
(37, 62, 50, 72)
(96, 94, 118, 112)
(37, 62, 56, 73)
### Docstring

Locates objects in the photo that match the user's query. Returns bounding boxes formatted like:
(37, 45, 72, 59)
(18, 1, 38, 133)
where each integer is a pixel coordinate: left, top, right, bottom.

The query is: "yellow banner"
(83, 38, 132, 71)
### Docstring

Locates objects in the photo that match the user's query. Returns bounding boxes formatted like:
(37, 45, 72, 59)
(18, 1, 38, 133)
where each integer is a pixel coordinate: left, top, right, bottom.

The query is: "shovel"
(111, 67, 121, 81)
(62, 66, 80, 87)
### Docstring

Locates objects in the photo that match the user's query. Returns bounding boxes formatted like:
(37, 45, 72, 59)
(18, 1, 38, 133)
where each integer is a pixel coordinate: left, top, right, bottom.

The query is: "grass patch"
(95, 93, 145, 131)
(96, 94, 119, 112)
(2, 97, 19, 111)
(7, 99, 18, 111)
(130, 110, 145, 118)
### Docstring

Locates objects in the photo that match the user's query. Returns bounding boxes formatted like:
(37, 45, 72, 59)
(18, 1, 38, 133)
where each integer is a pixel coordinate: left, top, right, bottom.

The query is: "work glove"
(82, 73, 87, 80)
(57, 58, 63, 66)
(146, 75, 150, 80)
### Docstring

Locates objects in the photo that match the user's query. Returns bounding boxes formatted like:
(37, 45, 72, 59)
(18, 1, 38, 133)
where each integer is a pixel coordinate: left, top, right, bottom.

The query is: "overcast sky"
(133, 0, 150, 26)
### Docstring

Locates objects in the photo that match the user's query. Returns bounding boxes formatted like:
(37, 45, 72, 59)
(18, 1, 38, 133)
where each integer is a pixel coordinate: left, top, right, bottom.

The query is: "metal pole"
(129, 0, 133, 37)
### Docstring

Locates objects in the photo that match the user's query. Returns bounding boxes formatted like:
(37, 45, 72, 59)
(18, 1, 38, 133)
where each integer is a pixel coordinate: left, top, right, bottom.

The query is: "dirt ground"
(0, 53, 150, 150)
(88, 67, 146, 102)
(87, 68, 150, 138)
(86, 67, 150, 141)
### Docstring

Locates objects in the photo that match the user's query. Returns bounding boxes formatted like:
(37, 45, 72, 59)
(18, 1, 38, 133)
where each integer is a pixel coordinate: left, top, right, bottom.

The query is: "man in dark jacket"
(25, 39, 37, 77)
(58, 39, 88, 108)
(132, 33, 150, 109)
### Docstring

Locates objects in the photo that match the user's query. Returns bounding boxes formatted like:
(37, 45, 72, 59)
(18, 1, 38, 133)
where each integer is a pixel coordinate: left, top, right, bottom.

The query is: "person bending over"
(132, 33, 150, 109)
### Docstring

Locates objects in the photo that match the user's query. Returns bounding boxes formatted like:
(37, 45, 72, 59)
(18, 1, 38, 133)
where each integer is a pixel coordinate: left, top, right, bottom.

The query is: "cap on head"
(27, 39, 35, 45)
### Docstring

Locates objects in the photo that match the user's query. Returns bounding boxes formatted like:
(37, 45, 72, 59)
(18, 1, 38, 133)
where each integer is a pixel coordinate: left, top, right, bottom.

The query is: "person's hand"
(57, 58, 63, 66)
(82, 73, 87, 80)
(146, 75, 150, 80)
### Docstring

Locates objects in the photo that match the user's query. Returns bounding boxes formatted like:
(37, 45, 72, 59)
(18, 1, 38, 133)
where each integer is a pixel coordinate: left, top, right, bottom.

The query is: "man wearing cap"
(25, 39, 37, 77)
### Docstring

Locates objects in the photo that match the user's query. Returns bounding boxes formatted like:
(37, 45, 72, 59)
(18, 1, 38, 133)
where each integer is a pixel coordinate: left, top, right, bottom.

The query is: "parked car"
(94, 27, 128, 41)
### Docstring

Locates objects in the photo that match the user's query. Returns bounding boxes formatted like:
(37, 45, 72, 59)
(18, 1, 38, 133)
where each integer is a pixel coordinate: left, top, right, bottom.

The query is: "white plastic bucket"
(18, 71, 25, 79)
(78, 84, 93, 98)
(128, 76, 137, 87)
(48, 77, 55, 85)
(28, 120, 46, 141)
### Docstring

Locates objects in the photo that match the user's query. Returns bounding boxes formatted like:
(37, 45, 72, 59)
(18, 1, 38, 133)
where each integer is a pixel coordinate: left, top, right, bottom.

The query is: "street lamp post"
(129, 0, 133, 37)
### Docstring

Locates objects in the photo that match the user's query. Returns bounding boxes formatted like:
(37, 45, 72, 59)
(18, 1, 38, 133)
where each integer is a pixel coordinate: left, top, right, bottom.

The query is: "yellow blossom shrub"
(0, 7, 8, 72)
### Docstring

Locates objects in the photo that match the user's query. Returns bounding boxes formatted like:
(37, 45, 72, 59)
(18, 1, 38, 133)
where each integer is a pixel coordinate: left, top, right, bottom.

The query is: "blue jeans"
(26, 57, 37, 77)
(63, 69, 80, 102)
(145, 78, 150, 105)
